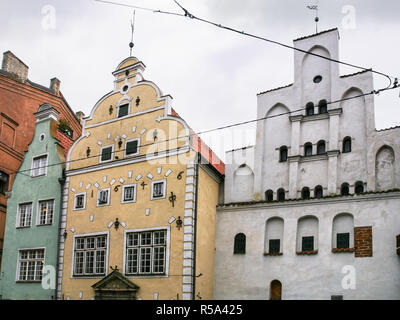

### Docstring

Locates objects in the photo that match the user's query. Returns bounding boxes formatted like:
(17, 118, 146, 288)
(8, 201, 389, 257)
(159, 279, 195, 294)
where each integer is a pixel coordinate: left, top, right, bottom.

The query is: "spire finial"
(307, 1, 319, 34)
(129, 10, 136, 56)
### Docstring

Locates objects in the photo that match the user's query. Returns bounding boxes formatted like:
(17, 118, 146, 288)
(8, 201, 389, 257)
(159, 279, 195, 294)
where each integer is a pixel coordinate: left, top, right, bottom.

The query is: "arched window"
(314, 185, 323, 198)
(343, 137, 351, 153)
(305, 102, 314, 116)
(317, 140, 326, 155)
(332, 213, 354, 251)
(265, 190, 274, 202)
(233, 233, 246, 254)
(341, 183, 349, 196)
(301, 187, 310, 200)
(318, 100, 328, 114)
(277, 188, 285, 202)
(354, 181, 364, 194)
(296, 216, 319, 253)
(270, 280, 282, 300)
(304, 142, 313, 156)
(265, 217, 284, 254)
(279, 146, 288, 162)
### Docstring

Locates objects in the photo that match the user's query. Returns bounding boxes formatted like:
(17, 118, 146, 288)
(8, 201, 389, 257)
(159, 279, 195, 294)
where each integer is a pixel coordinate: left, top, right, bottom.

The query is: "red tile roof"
(57, 130, 74, 157)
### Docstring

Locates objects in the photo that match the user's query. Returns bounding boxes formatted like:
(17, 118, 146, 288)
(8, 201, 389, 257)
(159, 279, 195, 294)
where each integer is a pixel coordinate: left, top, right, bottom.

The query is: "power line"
(8, 84, 398, 176)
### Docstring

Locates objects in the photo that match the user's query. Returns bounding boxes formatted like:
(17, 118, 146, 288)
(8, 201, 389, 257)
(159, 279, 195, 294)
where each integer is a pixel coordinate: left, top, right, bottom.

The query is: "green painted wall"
(0, 115, 64, 300)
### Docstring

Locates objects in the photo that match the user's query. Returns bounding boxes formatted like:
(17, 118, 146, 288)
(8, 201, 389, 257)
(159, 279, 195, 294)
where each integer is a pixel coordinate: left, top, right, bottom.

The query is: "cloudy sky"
(1, 0, 399, 160)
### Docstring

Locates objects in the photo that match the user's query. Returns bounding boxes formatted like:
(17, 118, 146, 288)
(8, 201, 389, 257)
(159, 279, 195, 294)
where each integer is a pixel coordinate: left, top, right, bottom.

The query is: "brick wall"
(354, 226, 373, 258)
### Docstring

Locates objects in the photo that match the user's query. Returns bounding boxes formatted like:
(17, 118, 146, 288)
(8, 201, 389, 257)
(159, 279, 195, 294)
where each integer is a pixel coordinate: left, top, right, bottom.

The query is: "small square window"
(100, 146, 113, 162)
(337, 233, 350, 249)
(302, 236, 314, 251)
(118, 104, 129, 118)
(125, 139, 139, 156)
(98, 189, 110, 206)
(269, 239, 280, 254)
(151, 180, 166, 200)
(74, 193, 86, 210)
(122, 185, 136, 203)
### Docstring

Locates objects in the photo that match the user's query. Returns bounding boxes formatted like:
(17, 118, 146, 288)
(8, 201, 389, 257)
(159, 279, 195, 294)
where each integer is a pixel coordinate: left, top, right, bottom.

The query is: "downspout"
(192, 151, 200, 300)
(55, 170, 66, 300)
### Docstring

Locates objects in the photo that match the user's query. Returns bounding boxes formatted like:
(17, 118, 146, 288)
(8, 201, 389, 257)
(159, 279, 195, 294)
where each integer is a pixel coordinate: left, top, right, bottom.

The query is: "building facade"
(215, 29, 400, 299)
(58, 56, 224, 300)
(0, 104, 73, 299)
(0, 51, 82, 267)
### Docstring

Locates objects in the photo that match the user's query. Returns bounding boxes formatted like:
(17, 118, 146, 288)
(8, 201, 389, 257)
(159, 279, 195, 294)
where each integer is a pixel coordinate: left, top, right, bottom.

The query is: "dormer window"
(305, 102, 314, 116)
(118, 103, 129, 118)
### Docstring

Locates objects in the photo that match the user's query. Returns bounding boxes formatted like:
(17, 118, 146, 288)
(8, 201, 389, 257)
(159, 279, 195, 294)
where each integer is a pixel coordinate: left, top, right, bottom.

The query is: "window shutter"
(126, 140, 138, 155)
(337, 233, 350, 249)
(101, 147, 112, 161)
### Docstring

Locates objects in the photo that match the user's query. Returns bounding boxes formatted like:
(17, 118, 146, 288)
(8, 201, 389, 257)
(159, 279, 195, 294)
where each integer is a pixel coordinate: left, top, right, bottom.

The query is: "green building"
(0, 103, 71, 299)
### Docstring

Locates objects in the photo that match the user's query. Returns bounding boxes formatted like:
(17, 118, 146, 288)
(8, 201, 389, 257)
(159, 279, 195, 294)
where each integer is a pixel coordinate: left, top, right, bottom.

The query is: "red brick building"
(0, 51, 83, 265)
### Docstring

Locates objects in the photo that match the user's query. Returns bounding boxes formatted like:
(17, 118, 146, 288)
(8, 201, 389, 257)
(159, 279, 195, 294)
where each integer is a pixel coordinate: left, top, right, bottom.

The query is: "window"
(343, 137, 351, 153)
(279, 146, 288, 162)
(73, 235, 107, 276)
(317, 140, 326, 155)
(37, 200, 54, 225)
(17, 203, 32, 228)
(301, 187, 310, 200)
(269, 239, 280, 254)
(31, 155, 47, 177)
(341, 183, 349, 196)
(125, 230, 167, 275)
(97, 189, 110, 206)
(314, 185, 323, 198)
(74, 193, 86, 210)
(302, 236, 314, 251)
(304, 143, 313, 156)
(151, 180, 166, 200)
(125, 139, 139, 157)
(313, 75, 322, 83)
(233, 233, 246, 254)
(337, 233, 350, 249)
(122, 185, 136, 203)
(17, 249, 45, 281)
(0, 171, 9, 195)
(318, 100, 328, 114)
(265, 190, 273, 202)
(118, 103, 129, 118)
(100, 145, 113, 162)
(305, 102, 314, 116)
(277, 188, 285, 202)
(355, 181, 364, 194)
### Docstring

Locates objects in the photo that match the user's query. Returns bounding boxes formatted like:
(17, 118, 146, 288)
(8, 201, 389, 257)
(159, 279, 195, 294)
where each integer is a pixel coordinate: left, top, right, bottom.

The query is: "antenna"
(129, 10, 135, 56)
(306, 2, 319, 33)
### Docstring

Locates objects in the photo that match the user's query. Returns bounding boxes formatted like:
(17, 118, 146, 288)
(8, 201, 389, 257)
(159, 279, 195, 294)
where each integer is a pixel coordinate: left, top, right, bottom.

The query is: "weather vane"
(129, 10, 136, 56)
(307, 1, 319, 34)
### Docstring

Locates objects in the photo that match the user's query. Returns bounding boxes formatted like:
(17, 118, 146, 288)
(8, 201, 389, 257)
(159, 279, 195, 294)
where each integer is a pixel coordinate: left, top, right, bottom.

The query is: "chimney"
(75, 111, 85, 125)
(50, 77, 61, 95)
(2, 51, 29, 83)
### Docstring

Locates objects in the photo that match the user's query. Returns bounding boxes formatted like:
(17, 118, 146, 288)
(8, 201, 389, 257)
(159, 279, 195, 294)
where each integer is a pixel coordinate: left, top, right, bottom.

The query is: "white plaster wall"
(214, 195, 400, 300)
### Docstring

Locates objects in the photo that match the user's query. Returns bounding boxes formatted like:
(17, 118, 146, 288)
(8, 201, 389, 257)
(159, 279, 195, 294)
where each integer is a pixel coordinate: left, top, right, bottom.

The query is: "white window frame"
(36, 198, 55, 226)
(74, 192, 86, 211)
(121, 184, 137, 204)
(124, 138, 140, 157)
(123, 226, 170, 278)
(151, 179, 167, 200)
(99, 145, 114, 163)
(16, 202, 33, 228)
(30, 153, 48, 177)
(71, 232, 109, 278)
(116, 100, 131, 118)
(16, 247, 46, 282)
(97, 188, 111, 207)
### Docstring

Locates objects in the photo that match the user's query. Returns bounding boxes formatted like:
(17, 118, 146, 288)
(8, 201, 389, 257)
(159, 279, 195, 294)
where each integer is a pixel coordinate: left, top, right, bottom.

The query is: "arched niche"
(270, 280, 282, 300)
(233, 164, 254, 202)
(375, 145, 395, 191)
(265, 217, 284, 254)
(332, 213, 354, 250)
(296, 215, 319, 252)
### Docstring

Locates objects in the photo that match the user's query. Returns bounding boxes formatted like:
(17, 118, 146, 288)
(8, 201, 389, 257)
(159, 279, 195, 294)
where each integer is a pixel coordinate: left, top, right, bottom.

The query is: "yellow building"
(57, 56, 224, 300)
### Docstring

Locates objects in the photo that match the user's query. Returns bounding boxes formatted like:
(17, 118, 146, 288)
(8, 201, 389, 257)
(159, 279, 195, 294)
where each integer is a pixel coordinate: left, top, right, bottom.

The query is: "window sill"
(16, 280, 41, 283)
(16, 226, 31, 229)
(263, 252, 283, 256)
(36, 223, 53, 227)
(72, 274, 106, 278)
(332, 248, 355, 253)
(296, 250, 318, 255)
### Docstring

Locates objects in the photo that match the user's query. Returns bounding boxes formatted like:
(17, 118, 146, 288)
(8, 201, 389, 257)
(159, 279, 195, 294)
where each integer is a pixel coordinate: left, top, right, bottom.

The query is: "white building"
(214, 28, 400, 300)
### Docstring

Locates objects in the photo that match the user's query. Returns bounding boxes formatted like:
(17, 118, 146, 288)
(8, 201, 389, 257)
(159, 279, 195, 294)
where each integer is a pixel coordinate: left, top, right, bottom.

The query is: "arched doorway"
(270, 280, 282, 300)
